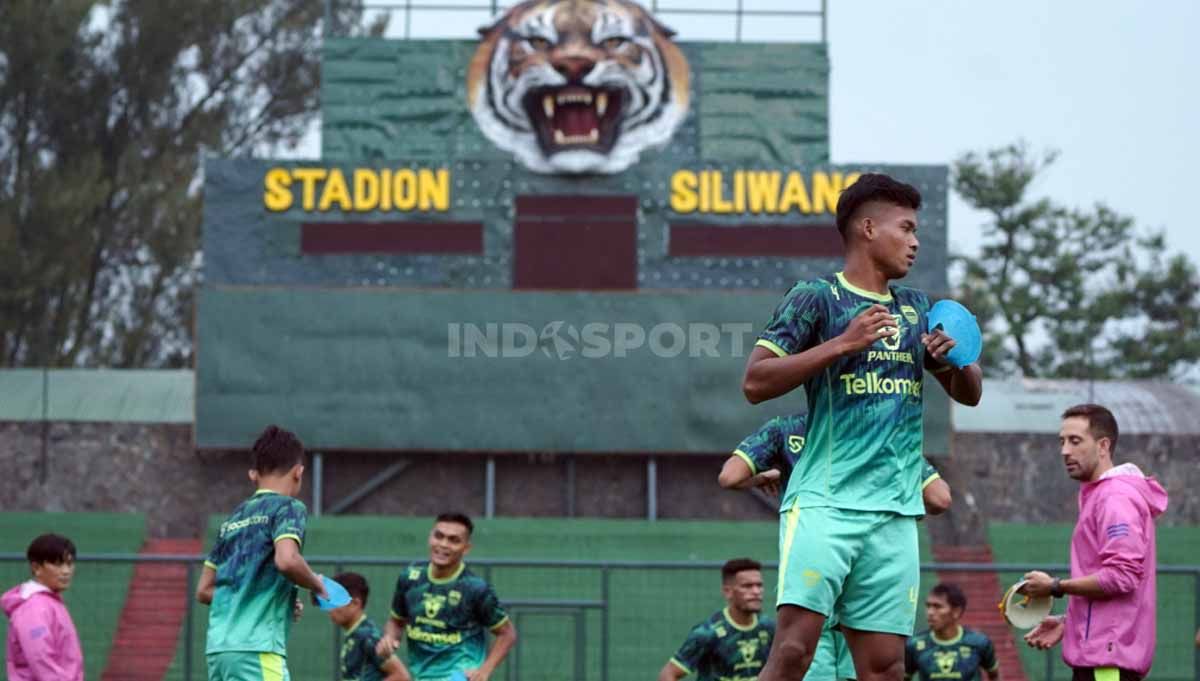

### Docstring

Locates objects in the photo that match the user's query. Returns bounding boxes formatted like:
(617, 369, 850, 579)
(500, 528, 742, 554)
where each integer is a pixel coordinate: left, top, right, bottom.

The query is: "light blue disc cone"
(927, 299, 981, 368)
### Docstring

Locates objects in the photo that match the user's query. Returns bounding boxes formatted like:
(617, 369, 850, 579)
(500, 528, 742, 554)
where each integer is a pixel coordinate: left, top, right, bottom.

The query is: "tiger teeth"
(588, 128, 599, 143)
(543, 95, 554, 118)
(552, 129, 600, 145)
(596, 92, 607, 116)
(555, 92, 593, 105)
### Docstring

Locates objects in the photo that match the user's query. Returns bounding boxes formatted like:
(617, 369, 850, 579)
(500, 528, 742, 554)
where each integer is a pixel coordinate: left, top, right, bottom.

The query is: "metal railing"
(326, 0, 827, 43)
(1, 555, 1196, 681)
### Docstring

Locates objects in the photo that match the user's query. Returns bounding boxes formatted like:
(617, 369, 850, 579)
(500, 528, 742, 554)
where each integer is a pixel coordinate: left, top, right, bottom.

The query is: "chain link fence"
(2, 554, 1197, 680)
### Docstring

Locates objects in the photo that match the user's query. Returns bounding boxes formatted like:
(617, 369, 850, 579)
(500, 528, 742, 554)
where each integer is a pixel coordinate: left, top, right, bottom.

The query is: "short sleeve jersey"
(670, 609, 775, 681)
(340, 616, 394, 681)
(905, 627, 998, 681)
(734, 414, 943, 508)
(204, 489, 307, 655)
(390, 562, 509, 681)
(756, 272, 934, 516)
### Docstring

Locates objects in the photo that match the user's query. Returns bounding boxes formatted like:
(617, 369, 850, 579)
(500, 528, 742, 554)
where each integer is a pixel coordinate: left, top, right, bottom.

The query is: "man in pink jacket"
(2, 533, 84, 681)
(1020, 404, 1168, 681)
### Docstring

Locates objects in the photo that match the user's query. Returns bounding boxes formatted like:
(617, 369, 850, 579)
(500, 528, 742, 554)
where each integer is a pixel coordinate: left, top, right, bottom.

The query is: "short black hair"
(1062, 404, 1119, 454)
(334, 572, 370, 606)
(251, 425, 305, 475)
(930, 582, 967, 612)
(721, 558, 761, 583)
(835, 173, 922, 236)
(27, 533, 76, 565)
(435, 512, 474, 536)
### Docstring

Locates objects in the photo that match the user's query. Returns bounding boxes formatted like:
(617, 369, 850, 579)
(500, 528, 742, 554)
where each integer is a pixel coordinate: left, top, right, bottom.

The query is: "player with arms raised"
(742, 173, 982, 681)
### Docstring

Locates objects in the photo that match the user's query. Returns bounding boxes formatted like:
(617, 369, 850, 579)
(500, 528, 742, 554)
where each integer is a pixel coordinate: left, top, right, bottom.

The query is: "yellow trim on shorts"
(733, 449, 758, 476)
(1092, 668, 1119, 681)
(669, 657, 693, 674)
(755, 338, 788, 357)
(777, 506, 802, 602)
(259, 652, 284, 681)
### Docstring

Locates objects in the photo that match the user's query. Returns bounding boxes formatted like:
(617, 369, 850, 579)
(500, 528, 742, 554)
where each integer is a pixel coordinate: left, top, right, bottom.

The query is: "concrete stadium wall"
(1, 423, 1197, 540)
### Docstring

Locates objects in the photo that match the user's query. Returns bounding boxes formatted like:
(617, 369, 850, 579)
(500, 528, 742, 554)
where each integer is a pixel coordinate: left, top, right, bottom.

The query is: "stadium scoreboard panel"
(196, 16, 950, 453)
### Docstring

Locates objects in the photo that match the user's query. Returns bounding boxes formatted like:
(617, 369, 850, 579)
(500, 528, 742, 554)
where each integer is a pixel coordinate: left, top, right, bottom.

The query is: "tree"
(0, 0, 381, 367)
(952, 143, 1200, 379)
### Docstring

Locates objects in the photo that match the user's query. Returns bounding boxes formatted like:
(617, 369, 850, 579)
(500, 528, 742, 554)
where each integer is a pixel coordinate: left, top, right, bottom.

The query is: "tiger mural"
(467, 0, 691, 175)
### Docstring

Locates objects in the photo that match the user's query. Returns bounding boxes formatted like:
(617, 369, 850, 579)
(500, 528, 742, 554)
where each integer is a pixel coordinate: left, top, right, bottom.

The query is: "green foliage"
(0, 0, 380, 367)
(952, 143, 1200, 379)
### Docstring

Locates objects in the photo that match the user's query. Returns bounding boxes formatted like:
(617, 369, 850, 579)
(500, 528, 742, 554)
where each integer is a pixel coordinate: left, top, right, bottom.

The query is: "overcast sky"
(298, 0, 1200, 264)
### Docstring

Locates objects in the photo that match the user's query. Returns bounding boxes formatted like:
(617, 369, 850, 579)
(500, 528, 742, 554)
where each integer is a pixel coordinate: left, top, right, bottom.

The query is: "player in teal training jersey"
(376, 513, 517, 681)
(322, 572, 410, 681)
(742, 174, 983, 681)
(718, 413, 952, 681)
(196, 425, 330, 681)
(905, 583, 999, 681)
(658, 558, 775, 681)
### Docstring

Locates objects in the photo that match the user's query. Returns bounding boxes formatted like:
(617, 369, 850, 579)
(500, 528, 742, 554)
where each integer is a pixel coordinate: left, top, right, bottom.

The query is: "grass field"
(0, 511, 146, 680)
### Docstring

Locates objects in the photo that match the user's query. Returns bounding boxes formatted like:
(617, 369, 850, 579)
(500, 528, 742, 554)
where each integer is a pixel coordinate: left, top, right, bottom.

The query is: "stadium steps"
(101, 538, 202, 681)
(931, 544, 1029, 681)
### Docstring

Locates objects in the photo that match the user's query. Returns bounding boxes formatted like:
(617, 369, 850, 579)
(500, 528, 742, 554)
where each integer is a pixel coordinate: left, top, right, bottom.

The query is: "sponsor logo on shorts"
(802, 569, 822, 588)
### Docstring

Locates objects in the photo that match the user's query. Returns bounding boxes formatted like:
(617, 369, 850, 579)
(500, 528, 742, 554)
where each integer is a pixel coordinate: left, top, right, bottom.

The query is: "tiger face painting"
(467, 0, 691, 174)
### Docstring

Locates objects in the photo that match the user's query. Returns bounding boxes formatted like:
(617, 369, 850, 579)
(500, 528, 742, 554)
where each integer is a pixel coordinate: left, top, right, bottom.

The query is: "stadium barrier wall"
(1, 554, 1196, 681)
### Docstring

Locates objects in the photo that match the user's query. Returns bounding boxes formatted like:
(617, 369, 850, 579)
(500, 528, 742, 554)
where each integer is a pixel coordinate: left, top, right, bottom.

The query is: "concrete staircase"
(101, 538, 202, 681)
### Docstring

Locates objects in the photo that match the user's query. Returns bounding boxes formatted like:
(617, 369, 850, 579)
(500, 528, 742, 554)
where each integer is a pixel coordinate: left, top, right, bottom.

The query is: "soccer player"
(323, 572, 411, 681)
(3, 533, 84, 681)
(905, 583, 999, 681)
(195, 424, 328, 681)
(1020, 404, 1167, 681)
(742, 173, 983, 681)
(658, 558, 774, 681)
(376, 513, 517, 681)
(718, 413, 951, 681)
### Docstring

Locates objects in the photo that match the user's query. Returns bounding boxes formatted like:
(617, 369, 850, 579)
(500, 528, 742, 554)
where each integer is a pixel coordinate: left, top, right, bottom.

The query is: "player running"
(196, 425, 329, 681)
(376, 513, 517, 681)
(658, 558, 774, 681)
(718, 413, 951, 681)
(742, 173, 982, 681)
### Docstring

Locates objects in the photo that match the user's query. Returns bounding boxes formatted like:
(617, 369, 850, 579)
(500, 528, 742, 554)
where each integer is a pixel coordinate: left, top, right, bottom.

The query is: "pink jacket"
(1063, 463, 1168, 675)
(2, 580, 84, 681)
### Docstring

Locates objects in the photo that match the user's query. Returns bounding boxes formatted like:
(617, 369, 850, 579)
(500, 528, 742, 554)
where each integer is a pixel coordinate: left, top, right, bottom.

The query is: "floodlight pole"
(313, 452, 324, 516)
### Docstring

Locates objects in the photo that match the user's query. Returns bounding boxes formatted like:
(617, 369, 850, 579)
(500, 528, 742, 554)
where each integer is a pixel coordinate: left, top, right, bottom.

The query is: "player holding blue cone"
(743, 173, 983, 681)
(196, 425, 329, 681)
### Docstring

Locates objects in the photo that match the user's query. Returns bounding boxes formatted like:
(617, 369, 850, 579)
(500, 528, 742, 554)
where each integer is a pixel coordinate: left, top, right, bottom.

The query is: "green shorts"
(206, 651, 290, 681)
(777, 506, 919, 636)
(807, 623, 857, 681)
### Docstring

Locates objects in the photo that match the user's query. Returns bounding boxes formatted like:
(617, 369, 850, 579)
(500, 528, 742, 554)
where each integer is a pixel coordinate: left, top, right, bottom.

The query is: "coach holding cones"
(1019, 404, 1168, 681)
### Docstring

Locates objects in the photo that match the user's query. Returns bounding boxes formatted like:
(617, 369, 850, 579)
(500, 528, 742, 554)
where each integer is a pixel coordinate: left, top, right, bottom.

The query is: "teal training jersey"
(734, 415, 942, 504)
(204, 489, 307, 655)
(905, 627, 998, 681)
(670, 608, 774, 681)
(390, 562, 509, 681)
(341, 616, 394, 681)
(756, 272, 936, 516)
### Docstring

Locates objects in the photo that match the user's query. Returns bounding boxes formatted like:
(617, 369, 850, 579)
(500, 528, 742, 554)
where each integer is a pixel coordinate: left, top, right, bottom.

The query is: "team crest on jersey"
(915, 639, 926, 651)
(423, 593, 447, 618)
(934, 650, 957, 675)
(409, 568, 421, 581)
(787, 435, 805, 453)
(900, 305, 919, 325)
(737, 639, 758, 664)
(714, 624, 727, 638)
(758, 630, 769, 645)
(959, 646, 972, 658)
(448, 590, 462, 606)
